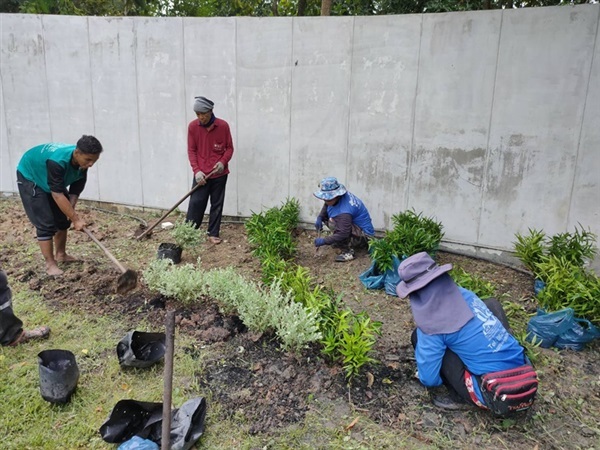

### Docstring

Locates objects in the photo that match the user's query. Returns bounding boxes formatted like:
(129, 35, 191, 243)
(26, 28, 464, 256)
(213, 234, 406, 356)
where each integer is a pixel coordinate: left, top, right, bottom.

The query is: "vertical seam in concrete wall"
(234, 18, 240, 215)
(85, 17, 100, 199)
(567, 7, 600, 229)
(344, 17, 356, 185)
(41, 17, 53, 140)
(404, 14, 424, 211)
(477, 10, 504, 244)
(133, 20, 144, 207)
(288, 18, 295, 198)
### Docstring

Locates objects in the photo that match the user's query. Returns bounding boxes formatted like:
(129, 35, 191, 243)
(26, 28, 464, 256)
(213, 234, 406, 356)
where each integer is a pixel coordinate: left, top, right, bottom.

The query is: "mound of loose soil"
(1, 196, 598, 449)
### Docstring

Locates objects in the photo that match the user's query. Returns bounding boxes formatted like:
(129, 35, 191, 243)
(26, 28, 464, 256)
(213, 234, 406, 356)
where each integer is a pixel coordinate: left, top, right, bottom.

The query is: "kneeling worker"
(313, 177, 374, 262)
(396, 252, 538, 416)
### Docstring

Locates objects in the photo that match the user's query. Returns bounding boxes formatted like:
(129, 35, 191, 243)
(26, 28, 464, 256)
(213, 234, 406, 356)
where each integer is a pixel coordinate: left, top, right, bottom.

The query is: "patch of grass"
(0, 282, 202, 449)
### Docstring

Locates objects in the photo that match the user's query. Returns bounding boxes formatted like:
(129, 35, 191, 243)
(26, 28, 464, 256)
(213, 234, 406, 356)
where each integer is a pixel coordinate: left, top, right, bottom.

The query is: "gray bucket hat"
(396, 252, 452, 298)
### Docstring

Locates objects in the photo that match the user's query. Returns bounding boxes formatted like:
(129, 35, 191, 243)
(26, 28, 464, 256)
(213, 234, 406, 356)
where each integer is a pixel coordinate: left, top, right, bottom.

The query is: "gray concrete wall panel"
(290, 17, 354, 220)
(42, 15, 99, 200)
(183, 18, 238, 216)
(0, 15, 52, 181)
(88, 17, 143, 206)
(236, 18, 293, 215)
(569, 15, 600, 237)
(481, 6, 599, 247)
(346, 15, 421, 230)
(411, 11, 501, 244)
(136, 18, 188, 210)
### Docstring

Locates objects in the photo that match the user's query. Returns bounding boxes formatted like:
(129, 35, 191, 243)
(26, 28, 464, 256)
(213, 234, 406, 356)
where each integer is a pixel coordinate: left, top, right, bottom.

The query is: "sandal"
(9, 326, 51, 346)
(208, 236, 222, 245)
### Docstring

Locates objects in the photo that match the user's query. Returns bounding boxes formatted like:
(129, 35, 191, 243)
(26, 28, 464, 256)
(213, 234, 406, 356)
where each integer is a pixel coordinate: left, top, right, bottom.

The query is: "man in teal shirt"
(16, 135, 103, 276)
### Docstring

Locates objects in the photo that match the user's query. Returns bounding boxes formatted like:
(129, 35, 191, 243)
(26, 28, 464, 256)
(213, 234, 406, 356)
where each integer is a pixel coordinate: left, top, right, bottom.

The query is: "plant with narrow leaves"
(546, 225, 597, 268)
(513, 228, 546, 274)
(370, 209, 443, 272)
(450, 266, 497, 300)
(536, 256, 600, 324)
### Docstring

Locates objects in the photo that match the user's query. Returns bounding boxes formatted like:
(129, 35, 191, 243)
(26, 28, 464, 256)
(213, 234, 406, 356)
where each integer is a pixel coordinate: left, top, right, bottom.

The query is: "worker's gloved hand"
(315, 216, 323, 231)
(314, 238, 326, 247)
(195, 171, 206, 183)
(214, 162, 224, 174)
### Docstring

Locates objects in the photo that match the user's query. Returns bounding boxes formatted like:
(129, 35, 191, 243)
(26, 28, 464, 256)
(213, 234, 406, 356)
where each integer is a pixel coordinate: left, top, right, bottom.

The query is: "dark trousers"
(411, 298, 512, 404)
(186, 174, 228, 237)
(0, 271, 23, 346)
(17, 171, 70, 240)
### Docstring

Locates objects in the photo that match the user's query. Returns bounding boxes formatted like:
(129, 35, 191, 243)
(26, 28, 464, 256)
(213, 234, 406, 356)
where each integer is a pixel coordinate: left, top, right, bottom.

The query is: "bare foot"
(56, 253, 79, 263)
(46, 264, 64, 276)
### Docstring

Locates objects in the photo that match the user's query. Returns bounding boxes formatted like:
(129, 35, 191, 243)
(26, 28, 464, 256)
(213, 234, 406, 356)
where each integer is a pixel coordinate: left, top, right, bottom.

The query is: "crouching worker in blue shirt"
(313, 177, 375, 262)
(396, 252, 538, 416)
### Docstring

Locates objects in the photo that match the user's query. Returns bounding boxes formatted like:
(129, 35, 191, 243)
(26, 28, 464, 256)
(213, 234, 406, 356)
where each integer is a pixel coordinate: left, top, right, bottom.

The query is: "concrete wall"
(1, 5, 599, 257)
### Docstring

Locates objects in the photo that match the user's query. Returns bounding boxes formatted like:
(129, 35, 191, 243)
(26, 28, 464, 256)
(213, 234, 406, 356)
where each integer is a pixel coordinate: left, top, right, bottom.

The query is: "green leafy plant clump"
(245, 197, 300, 261)
(369, 209, 444, 272)
(171, 219, 206, 249)
(142, 258, 206, 305)
(513, 224, 599, 324)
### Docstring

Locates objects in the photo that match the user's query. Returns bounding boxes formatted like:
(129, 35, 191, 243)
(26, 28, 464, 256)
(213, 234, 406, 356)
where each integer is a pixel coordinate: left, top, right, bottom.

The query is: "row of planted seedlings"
(244, 198, 382, 381)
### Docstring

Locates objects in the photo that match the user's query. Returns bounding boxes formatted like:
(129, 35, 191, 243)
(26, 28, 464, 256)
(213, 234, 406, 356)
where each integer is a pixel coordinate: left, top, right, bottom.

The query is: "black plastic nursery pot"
(37, 349, 80, 404)
(116, 331, 166, 368)
(157, 243, 182, 264)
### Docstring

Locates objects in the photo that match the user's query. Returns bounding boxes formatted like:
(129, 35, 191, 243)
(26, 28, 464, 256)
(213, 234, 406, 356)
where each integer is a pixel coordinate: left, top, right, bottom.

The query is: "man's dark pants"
(186, 174, 228, 238)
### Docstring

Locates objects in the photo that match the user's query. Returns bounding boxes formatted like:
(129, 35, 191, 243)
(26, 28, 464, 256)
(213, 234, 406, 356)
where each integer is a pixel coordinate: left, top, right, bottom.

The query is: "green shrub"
(245, 198, 299, 260)
(171, 219, 205, 249)
(513, 228, 546, 274)
(142, 259, 206, 305)
(369, 209, 444, 272)
(514, 225, 599, 324)
(536, 256, 600, 324)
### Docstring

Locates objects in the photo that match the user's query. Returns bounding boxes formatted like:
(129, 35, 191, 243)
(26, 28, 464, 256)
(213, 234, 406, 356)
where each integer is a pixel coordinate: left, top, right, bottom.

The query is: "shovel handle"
(136, 168, 219, 240)
(83, 227, 127, 274)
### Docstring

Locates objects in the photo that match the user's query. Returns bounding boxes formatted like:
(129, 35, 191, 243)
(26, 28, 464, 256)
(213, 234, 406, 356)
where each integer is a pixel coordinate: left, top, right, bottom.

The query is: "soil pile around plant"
(1, 196, 598, 449)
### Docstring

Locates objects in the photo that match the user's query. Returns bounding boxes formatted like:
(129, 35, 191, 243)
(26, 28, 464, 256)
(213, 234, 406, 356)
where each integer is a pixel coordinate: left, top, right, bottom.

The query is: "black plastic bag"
(99, 400, 163, 443)
(38, 349, 80, 404)
(99, 397, 207, 450)
(117, 331, 166, 368)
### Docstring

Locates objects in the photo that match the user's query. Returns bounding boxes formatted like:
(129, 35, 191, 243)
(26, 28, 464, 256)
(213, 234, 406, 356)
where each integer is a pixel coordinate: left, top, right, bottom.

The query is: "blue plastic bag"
(533, 279, 546, 296)
(526, 308, 574, 348)
(384, 256, 403, 296)
(359, 262, 385, 290)
(118, 436, 159, 450)
(554, 318, 600, 351)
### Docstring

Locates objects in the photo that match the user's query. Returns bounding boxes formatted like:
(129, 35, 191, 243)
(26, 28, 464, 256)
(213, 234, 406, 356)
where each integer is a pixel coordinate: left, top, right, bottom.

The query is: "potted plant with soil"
(157, 219, 204, 264)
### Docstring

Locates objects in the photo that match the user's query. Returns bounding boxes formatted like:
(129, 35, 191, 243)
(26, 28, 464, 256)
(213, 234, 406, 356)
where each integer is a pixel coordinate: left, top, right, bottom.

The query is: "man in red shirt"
(186, 96, 234, 244)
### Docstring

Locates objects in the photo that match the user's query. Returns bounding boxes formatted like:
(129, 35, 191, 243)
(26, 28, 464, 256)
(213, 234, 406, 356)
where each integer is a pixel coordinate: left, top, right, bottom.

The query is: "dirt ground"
(1, 195, 599, 449)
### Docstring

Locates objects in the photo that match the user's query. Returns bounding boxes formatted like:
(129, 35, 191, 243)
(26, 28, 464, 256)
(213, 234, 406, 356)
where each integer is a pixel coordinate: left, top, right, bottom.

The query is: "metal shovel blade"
(117, 269, 138, 295)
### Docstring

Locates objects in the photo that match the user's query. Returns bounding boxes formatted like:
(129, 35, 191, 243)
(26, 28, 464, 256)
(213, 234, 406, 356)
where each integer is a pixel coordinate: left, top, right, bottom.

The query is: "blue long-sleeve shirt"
(415, 288, 526, 404)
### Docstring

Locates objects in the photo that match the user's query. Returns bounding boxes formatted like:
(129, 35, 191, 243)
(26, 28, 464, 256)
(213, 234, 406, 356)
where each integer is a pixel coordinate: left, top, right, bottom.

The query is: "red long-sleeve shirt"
(187, 117, 234, 179)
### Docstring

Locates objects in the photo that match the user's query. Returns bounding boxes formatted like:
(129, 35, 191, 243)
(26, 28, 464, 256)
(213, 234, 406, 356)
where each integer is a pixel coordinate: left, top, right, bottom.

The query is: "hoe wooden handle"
(83, 227, 127, 274)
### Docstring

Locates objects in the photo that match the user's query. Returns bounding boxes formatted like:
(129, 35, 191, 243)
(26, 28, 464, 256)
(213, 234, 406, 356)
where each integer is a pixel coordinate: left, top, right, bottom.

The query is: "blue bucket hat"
(313, 177, 347, 201)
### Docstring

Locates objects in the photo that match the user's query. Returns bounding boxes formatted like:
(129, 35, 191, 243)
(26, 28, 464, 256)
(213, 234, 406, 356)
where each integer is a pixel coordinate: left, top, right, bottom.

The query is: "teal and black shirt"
(17, 143, 87, 196)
